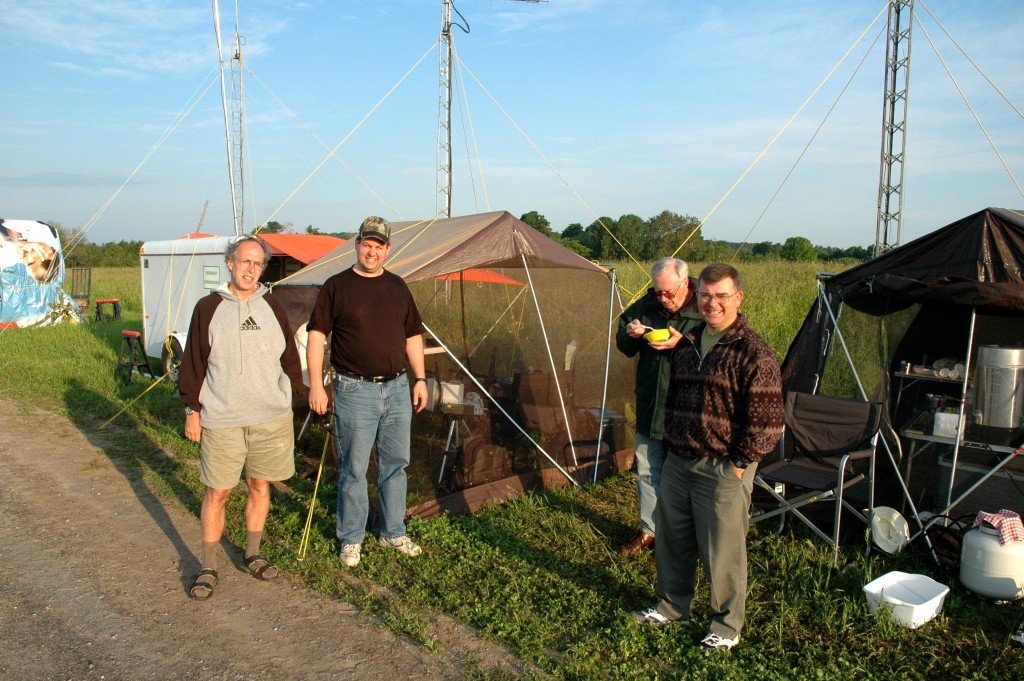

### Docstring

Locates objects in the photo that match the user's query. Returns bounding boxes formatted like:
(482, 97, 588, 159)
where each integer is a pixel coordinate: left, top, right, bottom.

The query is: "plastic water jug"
(959, 524, 1024, 600)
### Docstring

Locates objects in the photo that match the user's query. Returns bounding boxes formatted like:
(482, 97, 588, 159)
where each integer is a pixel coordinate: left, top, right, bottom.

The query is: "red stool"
(116, 330, 154, 384)
(96, 298, 121, 322)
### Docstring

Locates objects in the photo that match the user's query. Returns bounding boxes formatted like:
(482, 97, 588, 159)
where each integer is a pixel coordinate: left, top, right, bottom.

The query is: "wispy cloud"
(0, 171, 124, 188)
(0, 1, 291, 79)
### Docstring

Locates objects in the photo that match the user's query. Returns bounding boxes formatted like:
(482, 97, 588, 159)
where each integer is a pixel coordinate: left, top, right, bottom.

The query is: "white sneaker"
(629, 607, 685, 625)
(700, 632, 740, 651)
(339, 542, 361, 567)
(378, 535, 422, 557)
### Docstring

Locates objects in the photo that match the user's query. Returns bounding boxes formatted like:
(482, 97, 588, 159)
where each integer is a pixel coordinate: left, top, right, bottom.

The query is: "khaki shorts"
(200, 411, 296, 490)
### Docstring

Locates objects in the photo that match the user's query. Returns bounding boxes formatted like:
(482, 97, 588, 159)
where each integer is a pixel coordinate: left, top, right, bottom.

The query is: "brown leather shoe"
(618, 532, 655, 556)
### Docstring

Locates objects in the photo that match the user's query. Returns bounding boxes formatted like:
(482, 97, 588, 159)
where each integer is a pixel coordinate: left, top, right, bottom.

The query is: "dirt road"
(0, 399, 526, 680)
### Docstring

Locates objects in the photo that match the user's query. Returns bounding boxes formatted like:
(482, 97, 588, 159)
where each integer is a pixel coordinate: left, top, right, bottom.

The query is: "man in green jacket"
(614, 257, 702, 556)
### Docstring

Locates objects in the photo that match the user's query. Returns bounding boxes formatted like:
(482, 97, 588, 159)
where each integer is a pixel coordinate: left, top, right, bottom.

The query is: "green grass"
(1, 264, 1021, 680)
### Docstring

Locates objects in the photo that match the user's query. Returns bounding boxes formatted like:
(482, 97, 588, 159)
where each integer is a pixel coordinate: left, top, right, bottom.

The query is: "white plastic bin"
(863, 571, 950, 629)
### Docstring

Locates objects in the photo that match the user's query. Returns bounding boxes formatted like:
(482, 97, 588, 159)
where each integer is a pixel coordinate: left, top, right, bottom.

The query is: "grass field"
(1, 263, 1021, 680)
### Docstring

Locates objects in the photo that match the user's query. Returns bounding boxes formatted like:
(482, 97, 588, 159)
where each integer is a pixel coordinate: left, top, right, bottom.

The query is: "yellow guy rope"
(65, 70, 220, 255)
(670, 1, 891, 262)
(730, 24, 887, 261)
(270, 219, 435, 289)
(244, 66, 404, 221)
(918, 1, 1024, 122)
(298, 419, 333, 561)
(99, 371, 171, 430)
(451, 40, 489, 213)
(258, 43, 438, 231)
(914, 15, 1024, 199)
(455, 58, 648, 280)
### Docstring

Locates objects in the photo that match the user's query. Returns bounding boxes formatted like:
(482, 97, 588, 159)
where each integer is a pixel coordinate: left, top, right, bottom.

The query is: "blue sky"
(2, 0, 1022, 248)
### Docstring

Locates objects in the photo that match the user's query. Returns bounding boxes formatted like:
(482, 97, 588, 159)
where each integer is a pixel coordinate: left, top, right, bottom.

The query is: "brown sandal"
(243, 554, 278, 581)
(189, 568, 218, 600)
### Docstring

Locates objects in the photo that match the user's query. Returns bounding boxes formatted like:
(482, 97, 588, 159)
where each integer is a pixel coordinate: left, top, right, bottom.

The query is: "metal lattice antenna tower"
(437, 0, 455, 218)
(212, 0, 240, 236)
(437, 0, 545, 218)
(230, 3, 246, 235)
(875, 0, 915, 256)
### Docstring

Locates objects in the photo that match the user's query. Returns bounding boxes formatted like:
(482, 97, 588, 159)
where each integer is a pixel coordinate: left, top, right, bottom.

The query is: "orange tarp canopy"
(176, 232, 344, 265)
(436, 268, 525, 286)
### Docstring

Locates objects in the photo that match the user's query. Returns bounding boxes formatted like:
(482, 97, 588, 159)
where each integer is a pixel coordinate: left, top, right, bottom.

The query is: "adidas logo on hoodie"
(240, 316, 261, 331)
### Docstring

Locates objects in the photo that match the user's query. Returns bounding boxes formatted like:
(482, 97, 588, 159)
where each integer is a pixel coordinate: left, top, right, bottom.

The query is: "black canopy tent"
(779, 207, 1024, 550)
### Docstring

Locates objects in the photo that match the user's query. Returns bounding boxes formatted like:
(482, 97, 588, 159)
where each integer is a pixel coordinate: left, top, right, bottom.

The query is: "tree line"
(50, 212, 872, 269)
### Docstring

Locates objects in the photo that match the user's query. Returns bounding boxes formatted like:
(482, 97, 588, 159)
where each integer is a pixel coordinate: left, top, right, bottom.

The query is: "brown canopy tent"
(274, 211, 639, 517)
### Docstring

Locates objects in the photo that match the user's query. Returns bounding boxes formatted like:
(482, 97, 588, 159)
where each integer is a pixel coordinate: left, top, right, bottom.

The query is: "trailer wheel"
(161, 338, 183, 384)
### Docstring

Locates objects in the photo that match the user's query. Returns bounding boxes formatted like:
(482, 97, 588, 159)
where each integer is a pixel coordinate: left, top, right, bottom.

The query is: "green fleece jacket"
(615, 280, 702, 439)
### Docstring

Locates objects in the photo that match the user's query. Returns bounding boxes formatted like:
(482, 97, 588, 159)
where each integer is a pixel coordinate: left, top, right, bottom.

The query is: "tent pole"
(520, 252, 579, 467)
(593, 266, 616, 484)
(820, 283, 939, 562)
(421, 322, 581, 487)
(942, 307, 976, 510)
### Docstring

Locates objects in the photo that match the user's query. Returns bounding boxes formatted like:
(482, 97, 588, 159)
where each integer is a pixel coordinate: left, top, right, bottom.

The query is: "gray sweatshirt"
(178, 283, 302, 430)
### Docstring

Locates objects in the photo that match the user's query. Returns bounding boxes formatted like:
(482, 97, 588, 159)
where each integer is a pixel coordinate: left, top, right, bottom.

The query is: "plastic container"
(932, 411, 959, 439)
(863, 571, 950, 629)
(959, 524, 1024, 600)
(643, 328, 670, 343)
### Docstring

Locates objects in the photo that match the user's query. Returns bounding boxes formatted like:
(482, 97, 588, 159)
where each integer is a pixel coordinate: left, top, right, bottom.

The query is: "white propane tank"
(959, 524, 1024, 600)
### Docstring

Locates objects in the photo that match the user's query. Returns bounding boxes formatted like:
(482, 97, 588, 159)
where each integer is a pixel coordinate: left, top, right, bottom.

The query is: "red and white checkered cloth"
(973, 509, 1024, 545)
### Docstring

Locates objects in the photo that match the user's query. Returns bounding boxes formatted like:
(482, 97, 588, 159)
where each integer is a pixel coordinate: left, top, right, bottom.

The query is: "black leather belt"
(336, 369, 406, 384)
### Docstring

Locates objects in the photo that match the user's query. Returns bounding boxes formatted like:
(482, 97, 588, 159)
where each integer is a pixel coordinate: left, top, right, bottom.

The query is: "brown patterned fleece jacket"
(663, 313, 785, 465)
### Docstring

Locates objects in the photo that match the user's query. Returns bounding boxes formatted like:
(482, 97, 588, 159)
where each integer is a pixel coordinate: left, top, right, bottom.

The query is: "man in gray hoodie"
(179, 235, 302, 600)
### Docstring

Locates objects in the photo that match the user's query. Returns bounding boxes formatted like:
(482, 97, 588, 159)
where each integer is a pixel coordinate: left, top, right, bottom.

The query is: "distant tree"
(581, 217, 616, 260)
(689, 239, 733, 262)
(560, 239, 593, 258)
(614, 213, 647, 259)
(520, 211, 556, 239)
(838, 244, 873, 261)
(646, 210, 702, 260)
(305, 224, 323, 235)
(751, 241, 782, 258)
(259, 220, 290, 234)
(559, 223, 591, 258)
(589, 216, 618, 261)
(780, 236, 818, 262)
(561, 222, 584, 241)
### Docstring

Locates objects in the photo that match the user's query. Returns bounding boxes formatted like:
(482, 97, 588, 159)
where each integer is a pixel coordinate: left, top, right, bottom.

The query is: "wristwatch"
(731, 457, 748, 469)
(184, 406, 196, 416)
(414, 377, 427, 383)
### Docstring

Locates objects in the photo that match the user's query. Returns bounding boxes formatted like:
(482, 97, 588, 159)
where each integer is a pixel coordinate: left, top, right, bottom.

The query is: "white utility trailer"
(139, 233, 342, 382)
(139, 236, 235, 382)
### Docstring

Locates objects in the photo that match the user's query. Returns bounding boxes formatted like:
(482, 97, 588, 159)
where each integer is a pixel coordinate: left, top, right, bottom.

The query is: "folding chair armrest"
(844, 448, 875, 461)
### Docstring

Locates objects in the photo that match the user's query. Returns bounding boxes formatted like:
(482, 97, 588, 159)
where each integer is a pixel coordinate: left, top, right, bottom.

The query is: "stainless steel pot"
(974, 345, 1024, 429)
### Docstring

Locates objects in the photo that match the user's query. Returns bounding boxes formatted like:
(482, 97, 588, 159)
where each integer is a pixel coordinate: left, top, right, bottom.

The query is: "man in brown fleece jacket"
(631, 262, 784, 652)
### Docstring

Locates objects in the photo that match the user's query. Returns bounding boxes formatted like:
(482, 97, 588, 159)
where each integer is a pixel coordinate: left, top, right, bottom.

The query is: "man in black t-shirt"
(307, 216, 428, 568)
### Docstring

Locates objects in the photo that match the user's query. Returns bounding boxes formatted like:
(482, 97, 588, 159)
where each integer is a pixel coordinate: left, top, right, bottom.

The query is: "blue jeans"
(332, 373, 412, 544)
(635, 433, 666, 536)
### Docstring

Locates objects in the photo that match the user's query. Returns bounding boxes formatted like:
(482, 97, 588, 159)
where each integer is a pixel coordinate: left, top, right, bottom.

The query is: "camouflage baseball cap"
(358, 216, 391, 245)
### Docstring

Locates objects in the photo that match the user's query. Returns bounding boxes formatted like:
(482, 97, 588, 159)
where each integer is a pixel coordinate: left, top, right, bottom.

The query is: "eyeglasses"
(654, 282, 684, 299)
(234, 258, 266, 270)
(697, 291, 740, 303)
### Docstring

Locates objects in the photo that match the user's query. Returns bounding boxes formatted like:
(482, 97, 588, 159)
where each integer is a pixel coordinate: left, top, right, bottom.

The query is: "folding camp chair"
(751, 392, 883, 567)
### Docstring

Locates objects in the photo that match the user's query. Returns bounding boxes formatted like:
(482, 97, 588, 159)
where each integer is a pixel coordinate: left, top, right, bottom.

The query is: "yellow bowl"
(643, 328, 671, 343)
